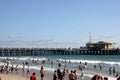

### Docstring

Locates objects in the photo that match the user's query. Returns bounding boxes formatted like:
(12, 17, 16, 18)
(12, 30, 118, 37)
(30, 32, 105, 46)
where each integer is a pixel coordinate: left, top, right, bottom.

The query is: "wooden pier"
(0, 48, 120, 56)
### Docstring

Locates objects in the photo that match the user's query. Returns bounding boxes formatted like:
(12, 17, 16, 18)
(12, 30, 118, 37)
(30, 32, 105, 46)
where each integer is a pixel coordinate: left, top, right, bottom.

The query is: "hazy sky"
(0, 0, 120, 48)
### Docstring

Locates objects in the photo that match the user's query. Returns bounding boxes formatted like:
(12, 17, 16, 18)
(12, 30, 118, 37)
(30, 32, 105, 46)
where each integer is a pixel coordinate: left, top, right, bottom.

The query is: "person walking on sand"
(40, 66, 45, 80)
(53, 70, 58, 80)
(30, 72, 36, 80)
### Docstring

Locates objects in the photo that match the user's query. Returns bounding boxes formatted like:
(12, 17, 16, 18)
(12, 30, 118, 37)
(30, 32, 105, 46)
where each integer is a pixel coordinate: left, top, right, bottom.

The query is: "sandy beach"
(0, 72, 90, 80)
(0, 73, 29, 80)
(0, 65, 91, 80)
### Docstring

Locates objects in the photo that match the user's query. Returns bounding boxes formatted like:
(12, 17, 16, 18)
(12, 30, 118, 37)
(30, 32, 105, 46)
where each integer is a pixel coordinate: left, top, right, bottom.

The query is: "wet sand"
(0, 73, 29, 80)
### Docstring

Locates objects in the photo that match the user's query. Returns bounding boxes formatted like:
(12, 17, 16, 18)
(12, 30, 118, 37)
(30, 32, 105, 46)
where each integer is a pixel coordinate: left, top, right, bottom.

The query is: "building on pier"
(86, 41, 115, 50)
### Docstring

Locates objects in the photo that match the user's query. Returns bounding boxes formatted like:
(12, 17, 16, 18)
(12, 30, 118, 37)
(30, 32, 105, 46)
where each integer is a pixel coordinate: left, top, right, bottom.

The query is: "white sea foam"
(0, 62, 4, 66)
(0, 57, 47, 61)
(58, 59, 120, 66)
(0, 56, 28, 60)
(0, 62, 55, 72)
(1, 56, 120, 66)
(29, 57, 47, 61)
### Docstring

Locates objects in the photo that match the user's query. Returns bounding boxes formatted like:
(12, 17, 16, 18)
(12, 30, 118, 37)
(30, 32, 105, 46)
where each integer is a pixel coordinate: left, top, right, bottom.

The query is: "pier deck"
(0, 48, 120, 56)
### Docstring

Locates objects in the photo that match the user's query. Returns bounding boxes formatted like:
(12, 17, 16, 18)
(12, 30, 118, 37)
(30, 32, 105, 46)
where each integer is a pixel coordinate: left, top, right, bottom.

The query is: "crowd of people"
(30, 66, 83, 80)
(0, 58, 120, 80)
(91, 74, 120, 80)
(0, 61, 30, 76)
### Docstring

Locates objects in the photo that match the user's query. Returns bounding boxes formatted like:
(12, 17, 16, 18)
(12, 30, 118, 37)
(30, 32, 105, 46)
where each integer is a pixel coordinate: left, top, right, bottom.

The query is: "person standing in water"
(10, 65, 14, 73)
(99, 64, 102, 72)
(15, 64, 19, 74)
(94, 65, 96, 70)
(22, 62, 25, 76)
(113, 67, 116, 76)
(27, 65, 30, 75)
(40, 66, 45, 80)
(80, 73, 84, 80)
(68, 70, 75, 80)
(109, 67, 112, 75)
(73, 70, 77, 80)
(62, 66, 67, 77)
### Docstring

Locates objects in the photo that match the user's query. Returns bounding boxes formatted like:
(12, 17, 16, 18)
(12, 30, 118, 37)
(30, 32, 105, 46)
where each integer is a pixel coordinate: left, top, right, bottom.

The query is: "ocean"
(0, 55, 120, 80)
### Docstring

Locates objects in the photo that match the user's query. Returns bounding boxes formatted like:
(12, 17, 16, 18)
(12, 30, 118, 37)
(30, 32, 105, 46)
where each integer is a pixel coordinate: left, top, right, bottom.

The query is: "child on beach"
(10, 65, 14, 73)
(30, 72, 36, 80)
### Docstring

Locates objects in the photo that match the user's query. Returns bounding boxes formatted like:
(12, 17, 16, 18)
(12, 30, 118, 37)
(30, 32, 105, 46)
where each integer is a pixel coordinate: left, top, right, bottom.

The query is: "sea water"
(0, 55, 120, 80)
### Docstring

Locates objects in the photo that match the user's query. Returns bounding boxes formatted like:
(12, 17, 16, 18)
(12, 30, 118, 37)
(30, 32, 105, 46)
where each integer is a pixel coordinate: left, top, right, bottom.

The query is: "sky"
(0, 0, 120, 48)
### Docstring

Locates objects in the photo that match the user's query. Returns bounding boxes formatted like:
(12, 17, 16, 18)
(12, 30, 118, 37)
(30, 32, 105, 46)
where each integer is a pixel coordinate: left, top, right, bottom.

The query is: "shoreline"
(0, 71, 90, 80)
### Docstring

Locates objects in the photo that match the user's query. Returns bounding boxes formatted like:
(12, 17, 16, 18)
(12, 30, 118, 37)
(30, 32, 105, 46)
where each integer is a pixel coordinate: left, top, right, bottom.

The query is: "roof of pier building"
(86, 41, 113, 45)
